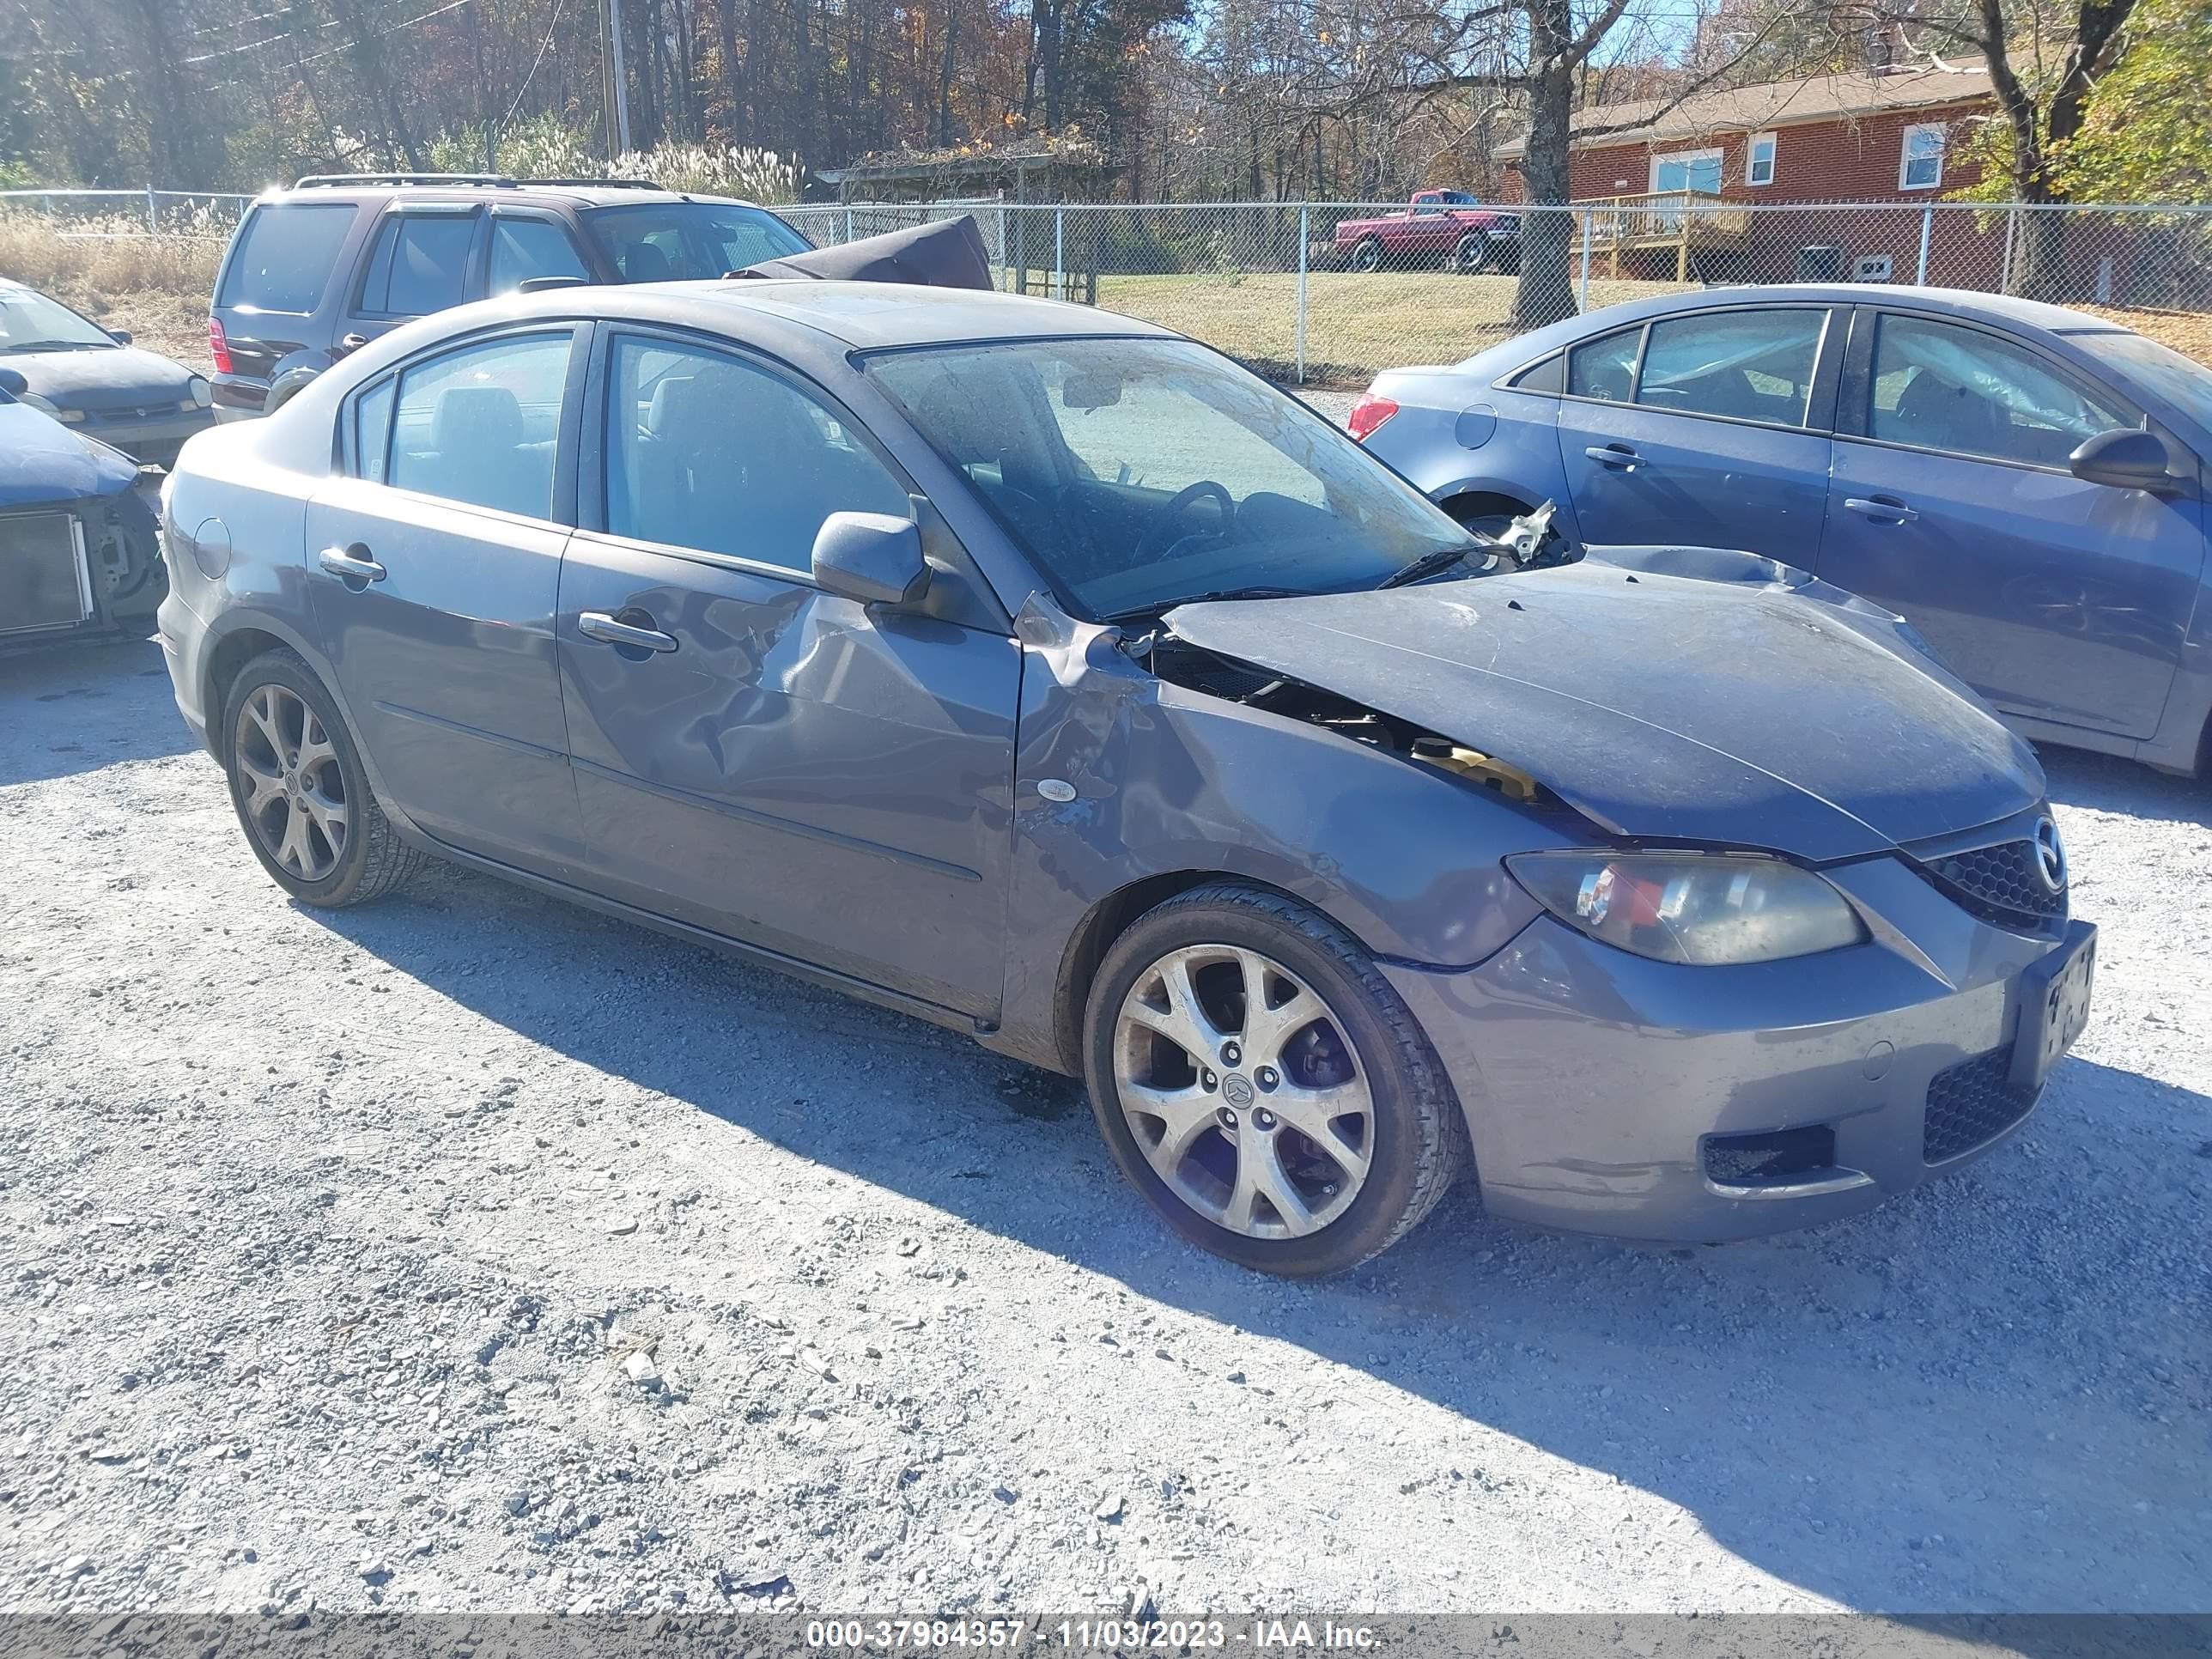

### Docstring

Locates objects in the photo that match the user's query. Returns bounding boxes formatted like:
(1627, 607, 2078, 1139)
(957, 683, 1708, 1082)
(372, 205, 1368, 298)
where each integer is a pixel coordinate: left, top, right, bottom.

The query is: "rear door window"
(1637, 308, 1826, 426)
(217, 203, 357, 314)
(357, 211, 478, 319)
(1566, 327, 1640, 402)
(489, 216, 590, 295)
(382, 330, 574, 519)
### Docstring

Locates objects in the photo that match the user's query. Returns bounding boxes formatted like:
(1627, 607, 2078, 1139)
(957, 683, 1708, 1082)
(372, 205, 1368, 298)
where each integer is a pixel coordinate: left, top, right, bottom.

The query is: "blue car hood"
(1165, 562, 2044, 862)
(0, 400, 138, 509)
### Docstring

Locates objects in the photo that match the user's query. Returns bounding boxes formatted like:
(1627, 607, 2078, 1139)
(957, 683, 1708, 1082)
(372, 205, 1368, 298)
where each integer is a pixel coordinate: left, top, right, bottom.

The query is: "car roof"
(500, 279, 1179, 350)
(1478, 283, 2135, 369)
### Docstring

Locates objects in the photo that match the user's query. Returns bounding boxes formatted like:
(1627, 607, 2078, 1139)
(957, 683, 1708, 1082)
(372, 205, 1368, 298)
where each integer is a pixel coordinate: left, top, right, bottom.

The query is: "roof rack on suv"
(294, 173, 520, 189)
(289, 173, 671, 192)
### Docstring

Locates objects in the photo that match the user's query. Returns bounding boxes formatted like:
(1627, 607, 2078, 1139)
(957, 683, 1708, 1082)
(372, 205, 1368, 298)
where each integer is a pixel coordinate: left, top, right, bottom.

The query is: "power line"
(501, 0, 573, 125)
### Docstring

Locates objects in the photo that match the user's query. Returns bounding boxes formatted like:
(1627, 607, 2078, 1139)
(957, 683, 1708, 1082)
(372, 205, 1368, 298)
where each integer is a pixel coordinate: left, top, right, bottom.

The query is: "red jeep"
(1331, 191, 1522, 274)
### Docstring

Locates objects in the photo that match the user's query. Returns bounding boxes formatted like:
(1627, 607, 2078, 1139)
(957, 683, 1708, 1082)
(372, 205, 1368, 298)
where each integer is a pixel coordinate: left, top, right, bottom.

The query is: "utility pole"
(608, 0, 634, 156)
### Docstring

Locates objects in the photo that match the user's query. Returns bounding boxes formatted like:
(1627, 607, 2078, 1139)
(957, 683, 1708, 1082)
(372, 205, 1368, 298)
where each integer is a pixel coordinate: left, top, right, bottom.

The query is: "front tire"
(1083, 883, 1463, 1276)
(1351, 237, 1383, 273)
(221, 648, 422, 908)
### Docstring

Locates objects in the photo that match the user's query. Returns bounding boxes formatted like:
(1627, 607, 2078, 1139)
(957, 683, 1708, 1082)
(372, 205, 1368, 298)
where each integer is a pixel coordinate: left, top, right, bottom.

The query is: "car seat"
(426, 383, 549, 517)
(1890, 370, 2010, 459)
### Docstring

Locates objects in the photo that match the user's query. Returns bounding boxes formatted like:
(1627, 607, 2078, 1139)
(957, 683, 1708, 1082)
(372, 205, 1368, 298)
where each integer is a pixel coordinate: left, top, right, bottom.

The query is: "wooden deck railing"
(1573, 190, 1753, 277)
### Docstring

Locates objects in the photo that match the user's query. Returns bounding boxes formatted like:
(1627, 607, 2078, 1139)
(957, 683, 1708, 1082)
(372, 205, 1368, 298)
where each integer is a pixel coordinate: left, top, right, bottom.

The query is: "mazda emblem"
(1221, 1074, 1255, 1108)
(2033, 816, 2067, 894)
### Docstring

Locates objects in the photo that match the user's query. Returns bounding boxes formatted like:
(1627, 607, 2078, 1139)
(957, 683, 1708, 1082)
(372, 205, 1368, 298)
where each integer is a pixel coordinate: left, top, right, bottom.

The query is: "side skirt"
(393, 822, 994, 1046)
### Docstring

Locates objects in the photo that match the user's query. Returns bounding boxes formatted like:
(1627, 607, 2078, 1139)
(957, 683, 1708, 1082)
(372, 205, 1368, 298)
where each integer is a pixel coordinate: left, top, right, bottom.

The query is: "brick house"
(1497, 64, 2004, 287)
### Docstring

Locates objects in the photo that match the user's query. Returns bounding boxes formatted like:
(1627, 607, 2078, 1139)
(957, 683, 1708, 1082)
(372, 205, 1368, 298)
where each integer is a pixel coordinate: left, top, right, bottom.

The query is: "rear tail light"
(1347, 392, 1399, 441)
(208, 316, 233, 375)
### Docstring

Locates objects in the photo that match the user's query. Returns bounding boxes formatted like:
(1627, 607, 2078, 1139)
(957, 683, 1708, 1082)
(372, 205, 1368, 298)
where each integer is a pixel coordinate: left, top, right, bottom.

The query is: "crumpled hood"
(0, 400, 139, 509)
(1165, 562, 2044, 862)
(5, 343, 196, 408)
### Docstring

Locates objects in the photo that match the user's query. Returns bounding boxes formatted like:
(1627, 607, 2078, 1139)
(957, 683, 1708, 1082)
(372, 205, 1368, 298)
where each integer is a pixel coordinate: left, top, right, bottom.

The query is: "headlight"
(19, 390, 82, 423)
(187, 375, 213, 409)
(1505, 850, 1865, 965)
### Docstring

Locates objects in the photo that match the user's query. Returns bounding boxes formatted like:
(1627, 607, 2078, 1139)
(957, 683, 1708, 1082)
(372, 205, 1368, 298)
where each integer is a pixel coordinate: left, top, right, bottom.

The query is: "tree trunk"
(332, 0, 424, 170)
(937, 4, 958, 148)
(1510, 53, 1579, 328)
(716, 0, 743, 142)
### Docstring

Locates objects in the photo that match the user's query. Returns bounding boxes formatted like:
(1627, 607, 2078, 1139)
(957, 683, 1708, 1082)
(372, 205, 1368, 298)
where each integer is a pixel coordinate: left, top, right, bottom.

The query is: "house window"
(1747, 132, 1778, 187)
(1650, 148, 1723, 197)
(1900, 123, 1947, 191)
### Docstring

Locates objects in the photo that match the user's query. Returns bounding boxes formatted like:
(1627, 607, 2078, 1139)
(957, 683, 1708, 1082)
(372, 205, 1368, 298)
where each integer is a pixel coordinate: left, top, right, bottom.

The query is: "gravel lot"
(1, 636, 2207, 1621)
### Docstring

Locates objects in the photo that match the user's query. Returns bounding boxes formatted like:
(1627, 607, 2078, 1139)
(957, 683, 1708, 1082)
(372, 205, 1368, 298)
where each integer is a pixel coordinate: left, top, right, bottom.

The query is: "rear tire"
(220, 648, 422, 908)
(1083, 882, 1463, 1276)
(1453, 232, 1493, 275)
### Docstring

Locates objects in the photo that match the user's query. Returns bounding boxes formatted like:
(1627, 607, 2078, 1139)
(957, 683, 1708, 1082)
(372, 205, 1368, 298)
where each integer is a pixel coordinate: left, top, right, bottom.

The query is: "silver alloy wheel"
(1111, 943, 1374, 1239)
(234, 683, 349, 883)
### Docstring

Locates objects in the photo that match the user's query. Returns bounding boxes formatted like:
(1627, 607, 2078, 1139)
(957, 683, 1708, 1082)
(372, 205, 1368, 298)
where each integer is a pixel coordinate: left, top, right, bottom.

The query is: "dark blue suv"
(208, 173, 811, 421)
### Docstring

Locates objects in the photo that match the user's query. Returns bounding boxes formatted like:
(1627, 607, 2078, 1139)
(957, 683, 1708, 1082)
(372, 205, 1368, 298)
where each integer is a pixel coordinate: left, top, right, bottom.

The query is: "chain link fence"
(784, 198, 2212, 388)
(7, 189, 2208, 391)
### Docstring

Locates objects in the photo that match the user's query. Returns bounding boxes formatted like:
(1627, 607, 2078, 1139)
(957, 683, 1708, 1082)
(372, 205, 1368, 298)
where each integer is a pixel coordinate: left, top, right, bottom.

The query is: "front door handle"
(1844, 495, 1920, 524)
(1584, 444, 1644, 471)
(335, 333, 370, 357)
(317, 544, 386, 585)
(578, 611, 679, 653)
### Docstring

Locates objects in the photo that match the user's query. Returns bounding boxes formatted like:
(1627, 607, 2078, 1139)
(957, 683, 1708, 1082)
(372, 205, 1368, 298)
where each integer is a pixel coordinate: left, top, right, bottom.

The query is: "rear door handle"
(317, 544, 386, 585)
(1584, 444, 1644, 471)
(1844, 496, 1920, 523)
(579, 611, 679, 653)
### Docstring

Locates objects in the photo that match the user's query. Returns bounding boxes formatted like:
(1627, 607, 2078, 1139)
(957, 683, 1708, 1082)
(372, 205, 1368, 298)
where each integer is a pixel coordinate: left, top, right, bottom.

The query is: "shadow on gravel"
(307, 815, 2212, 1617)
(0, 636, 195, 787)
(2039, 744, 2210, 827)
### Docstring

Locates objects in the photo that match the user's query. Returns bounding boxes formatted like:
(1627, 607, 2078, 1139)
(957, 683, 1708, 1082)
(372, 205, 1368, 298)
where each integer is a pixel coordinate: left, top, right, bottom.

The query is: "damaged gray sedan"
(157, 283, 2094, 1275)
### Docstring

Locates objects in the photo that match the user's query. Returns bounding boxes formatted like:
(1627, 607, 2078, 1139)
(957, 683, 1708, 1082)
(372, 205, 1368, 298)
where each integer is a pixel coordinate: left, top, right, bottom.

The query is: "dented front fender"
(988, 601, 1553, 1071)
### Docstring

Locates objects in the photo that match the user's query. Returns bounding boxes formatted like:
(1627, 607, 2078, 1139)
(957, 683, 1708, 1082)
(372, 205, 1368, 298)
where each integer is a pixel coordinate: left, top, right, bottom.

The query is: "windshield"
(867, 337, 1472, 617)
(0, 285, 115, 353)
(583, 202, 811, 282)
(2089, 332, 2212, 431)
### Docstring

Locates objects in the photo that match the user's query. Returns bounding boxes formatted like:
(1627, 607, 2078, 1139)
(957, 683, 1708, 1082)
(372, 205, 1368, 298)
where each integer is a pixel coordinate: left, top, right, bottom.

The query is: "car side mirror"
(811, 512, 931, 606)
(2069, 428, 2179, 493)
(0, 367, 25, 398)
(107, 328, 132, 345)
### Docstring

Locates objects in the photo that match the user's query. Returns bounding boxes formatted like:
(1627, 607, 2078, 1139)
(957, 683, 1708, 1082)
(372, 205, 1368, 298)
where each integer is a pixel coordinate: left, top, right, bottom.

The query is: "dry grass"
(0, 214, 224, 372)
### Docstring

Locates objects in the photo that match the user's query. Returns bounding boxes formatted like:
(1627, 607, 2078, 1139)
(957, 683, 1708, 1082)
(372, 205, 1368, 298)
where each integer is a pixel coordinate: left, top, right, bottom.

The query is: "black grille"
(1921, 839, 2065, 931)
(1923, 1048, 2039, 1163)
(1705, 1124, 1836, 1185)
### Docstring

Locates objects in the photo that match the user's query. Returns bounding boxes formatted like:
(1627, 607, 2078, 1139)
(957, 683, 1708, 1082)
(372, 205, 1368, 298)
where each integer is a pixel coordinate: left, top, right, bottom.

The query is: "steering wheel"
(1133, 480, 1236, 563)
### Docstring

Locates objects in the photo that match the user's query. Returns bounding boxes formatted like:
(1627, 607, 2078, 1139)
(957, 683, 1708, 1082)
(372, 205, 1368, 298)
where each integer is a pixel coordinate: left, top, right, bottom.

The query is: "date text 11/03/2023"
(804, 1620, 1384, 1649)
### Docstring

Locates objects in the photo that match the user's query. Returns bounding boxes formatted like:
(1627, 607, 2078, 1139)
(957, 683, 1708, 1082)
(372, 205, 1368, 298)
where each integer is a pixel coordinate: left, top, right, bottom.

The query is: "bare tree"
(1863, 0, 2141, 295)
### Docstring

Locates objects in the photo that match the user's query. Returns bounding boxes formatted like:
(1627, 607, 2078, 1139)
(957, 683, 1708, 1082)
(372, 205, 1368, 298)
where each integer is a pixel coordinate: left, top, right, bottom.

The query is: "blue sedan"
(1353, 285, 2212, 776)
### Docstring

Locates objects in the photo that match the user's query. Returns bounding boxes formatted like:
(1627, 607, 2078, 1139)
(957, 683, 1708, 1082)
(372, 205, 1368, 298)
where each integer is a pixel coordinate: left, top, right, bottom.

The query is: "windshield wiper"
(1376, 541, 1491, 589)
(1109, 585, 1310, 621)
(1164, 584, 1311, 608)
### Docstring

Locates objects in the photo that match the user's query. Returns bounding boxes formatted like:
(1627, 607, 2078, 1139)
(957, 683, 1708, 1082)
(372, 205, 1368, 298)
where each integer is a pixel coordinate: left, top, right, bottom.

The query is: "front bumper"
(1385, 854, 2087, 1243)
(78, 407, 215, 468)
